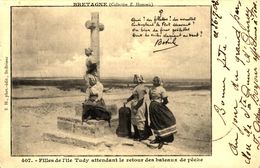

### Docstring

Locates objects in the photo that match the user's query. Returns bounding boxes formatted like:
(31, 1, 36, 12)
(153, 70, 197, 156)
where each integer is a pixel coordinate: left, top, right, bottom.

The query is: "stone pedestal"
(42, 104, 119, 148)
(57, 116, 118, 137)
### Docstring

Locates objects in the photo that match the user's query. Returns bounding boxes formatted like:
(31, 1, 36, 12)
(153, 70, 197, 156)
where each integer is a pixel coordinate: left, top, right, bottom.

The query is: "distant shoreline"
(12, 78, 211, 91)
(12, 76, 210, 82)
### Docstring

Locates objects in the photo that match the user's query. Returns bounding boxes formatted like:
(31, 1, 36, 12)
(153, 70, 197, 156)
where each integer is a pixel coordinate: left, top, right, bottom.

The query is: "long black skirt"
(82, 98, 111, 126)
(149, 101, 177, 141)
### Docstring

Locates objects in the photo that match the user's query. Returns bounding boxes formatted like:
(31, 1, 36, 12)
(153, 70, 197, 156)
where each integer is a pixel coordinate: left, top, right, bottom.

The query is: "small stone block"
(74, 124, 104, 138)
(86, 120, 107, 126)
(57, 115, 118, 137)
(57, 116, 117, 137)
(58, 116, 81, 124)
(57, 120, 74, 132)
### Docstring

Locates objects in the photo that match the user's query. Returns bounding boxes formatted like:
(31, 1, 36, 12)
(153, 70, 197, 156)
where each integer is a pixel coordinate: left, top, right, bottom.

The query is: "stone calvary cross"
(42, 14, 119, 148)
(85, 12, 104, 78)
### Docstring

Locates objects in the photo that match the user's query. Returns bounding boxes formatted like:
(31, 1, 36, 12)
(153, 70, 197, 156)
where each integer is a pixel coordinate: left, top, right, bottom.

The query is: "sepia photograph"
(11, 6, 211, 156)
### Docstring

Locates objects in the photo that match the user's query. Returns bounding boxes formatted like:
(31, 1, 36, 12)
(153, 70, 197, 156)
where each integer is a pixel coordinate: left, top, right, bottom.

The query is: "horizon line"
(12, 76, 210, 80)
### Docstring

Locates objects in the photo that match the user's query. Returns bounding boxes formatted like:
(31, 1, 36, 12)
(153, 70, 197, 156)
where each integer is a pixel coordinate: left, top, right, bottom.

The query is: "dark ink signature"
(153, 37, 178, 53)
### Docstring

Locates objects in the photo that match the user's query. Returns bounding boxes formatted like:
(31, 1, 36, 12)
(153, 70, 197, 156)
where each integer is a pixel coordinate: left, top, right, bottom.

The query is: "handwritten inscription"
(221, 77, 226, 105)
(242, 144, 252, 164)
(253, 110, 260, 132)
(153, 37, 178, 52)
(229, 0, 259, 164)
(214, 0, 259, 165)
(214, 104, 227, 125)
(131, 10, 204, 52)
(212, 0, 222, 38)
(229, 132, 239, 155)
(217, 44, 230, 71)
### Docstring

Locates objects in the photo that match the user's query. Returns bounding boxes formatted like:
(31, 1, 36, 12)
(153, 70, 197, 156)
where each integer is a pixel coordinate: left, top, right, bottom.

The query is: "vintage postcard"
(0, 0, 259, 168)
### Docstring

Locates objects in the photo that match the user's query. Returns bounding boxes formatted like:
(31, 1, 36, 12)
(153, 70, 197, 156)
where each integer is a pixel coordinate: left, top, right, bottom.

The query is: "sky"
(12, 7, 210, 80)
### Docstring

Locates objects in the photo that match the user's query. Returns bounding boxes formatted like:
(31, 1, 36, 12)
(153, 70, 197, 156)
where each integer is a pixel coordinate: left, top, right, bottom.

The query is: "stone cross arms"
(85, 12, 104, 78)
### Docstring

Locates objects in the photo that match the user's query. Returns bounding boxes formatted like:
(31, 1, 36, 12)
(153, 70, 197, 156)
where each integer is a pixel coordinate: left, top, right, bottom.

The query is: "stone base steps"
(42, 130, 157, 150)
(42, 130, 120, 149)
(57, 116, 118, 137)
(43, 104, 122, 148)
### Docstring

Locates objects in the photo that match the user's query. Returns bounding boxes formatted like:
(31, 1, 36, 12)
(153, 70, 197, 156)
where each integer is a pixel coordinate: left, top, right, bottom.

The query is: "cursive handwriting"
(252, 134, 260, 150)
(241, 85, 259, 106)
(219, 1, 260, 165)
(246, 69, 250, 85)
(214, 104, 226, 125)
(217, 44, 230, 71)
(153, 38, 178, 53)
(234, 26, 256, 47)
(231, 70, 239, 91)
(229, 132, 239, 156)
(221, 77, 226, 105)
(251, 46, 260, 62)
(253, 68, 259, 90)
(233, 100, 245, 135)
(154, 37, 177, 47)
(211, 0, 222, 38)
(242, 144, 251, 164)
(131, 9, 203, 54)
(253, 110, 260, 133)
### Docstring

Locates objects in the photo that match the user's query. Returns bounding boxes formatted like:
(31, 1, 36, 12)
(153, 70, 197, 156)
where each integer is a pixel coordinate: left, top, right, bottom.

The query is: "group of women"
(82, 49, 176, 149)
(125, 75, 177, 149)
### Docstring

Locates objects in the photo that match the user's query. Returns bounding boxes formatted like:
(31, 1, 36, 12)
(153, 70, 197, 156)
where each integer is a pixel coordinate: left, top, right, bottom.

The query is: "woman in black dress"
(149, 76, 177, 149)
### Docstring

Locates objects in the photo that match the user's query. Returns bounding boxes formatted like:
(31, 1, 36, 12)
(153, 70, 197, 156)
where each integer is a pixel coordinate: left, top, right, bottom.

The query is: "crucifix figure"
(85, 12, 104, 78)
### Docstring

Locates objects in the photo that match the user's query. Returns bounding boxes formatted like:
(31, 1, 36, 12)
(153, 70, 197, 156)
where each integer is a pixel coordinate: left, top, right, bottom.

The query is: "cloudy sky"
(12, 7, 210, 79)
